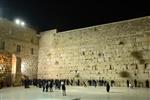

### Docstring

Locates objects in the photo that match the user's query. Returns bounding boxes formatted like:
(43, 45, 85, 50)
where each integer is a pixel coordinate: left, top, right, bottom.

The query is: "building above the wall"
(0, 18, 39, 88)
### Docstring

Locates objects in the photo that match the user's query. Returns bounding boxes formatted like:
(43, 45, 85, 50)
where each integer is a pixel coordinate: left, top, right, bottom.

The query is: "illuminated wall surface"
(0, 52, 12, 87)
(0, 19, 39, 86)
(38, 16, 150, 86)
(1, 16, 150, 87)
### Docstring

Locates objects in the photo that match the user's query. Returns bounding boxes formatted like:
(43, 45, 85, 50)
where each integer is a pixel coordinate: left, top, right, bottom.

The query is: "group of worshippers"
(23, 79, 111, 94)
(23, 79, 66, 96)
(42, 81, 66, 96)
(40, 80, 110, 94)
(39, 80, 66, 96)
(22, 78, 150, 95)
(127, 79, 149, 88)
(42, 80, 66, 96)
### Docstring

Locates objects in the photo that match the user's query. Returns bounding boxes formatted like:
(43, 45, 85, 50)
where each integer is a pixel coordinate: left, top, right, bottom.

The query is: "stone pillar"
(12, 55, 22, 86)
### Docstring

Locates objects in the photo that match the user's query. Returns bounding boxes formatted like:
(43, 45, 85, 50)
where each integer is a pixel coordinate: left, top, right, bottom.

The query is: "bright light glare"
(15, 19, 21, 25)
(14, 18, 26, 27)
(21, 21, 25, 26)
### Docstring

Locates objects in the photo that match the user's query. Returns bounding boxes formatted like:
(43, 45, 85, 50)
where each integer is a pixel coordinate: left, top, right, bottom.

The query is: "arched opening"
(0, 52, 22, 88)
(0, 52, 12, 88)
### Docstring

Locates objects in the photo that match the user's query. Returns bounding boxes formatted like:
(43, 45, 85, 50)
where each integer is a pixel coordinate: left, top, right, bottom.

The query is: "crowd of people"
(127, 79, 149, 88)
(23, 79, 112, 88)
(23, 79, 68, 96)
(22, 79, 150, 95)
(23, 79, 112, 95)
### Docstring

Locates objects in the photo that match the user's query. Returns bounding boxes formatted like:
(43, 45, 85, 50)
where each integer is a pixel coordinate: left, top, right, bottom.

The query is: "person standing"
(127, 80, 129, 88)
(83, 81, 87, 87)
(134, 79, 137, 87)
(146, 80, 149, 88)
(46, 82, 49, 92)
(106, 82, 110, 92)
(49, 81, 53, 92)
(62, 83, 66, 96)
(43, 82, 46, 92)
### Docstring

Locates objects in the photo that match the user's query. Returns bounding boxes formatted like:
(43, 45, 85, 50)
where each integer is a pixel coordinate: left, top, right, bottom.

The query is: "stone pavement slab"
(0, 86, 150, 100)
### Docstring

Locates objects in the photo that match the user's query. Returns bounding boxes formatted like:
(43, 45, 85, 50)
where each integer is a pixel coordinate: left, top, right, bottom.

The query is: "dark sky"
(0, 0, 150, 32)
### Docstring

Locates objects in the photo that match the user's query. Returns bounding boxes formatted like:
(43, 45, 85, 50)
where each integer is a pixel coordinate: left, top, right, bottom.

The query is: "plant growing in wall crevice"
(131, 51, 145, 64)
(119, 71, 130, 78)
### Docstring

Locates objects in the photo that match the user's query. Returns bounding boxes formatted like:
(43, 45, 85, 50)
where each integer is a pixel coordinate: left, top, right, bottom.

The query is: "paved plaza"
(0, 86, 150, 100)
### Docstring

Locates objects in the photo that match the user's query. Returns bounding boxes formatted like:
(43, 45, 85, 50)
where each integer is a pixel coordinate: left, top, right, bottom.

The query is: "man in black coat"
(106, 82, 110, 92)
(62, 83, 66, 96)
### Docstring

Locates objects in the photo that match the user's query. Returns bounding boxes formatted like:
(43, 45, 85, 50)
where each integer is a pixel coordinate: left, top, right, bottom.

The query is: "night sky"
(0, 0, 150, 32)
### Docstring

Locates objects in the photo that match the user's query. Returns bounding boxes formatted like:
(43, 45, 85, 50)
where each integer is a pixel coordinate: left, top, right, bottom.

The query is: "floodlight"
(21, 21, 25, 26)
(15, 19, 21, 25)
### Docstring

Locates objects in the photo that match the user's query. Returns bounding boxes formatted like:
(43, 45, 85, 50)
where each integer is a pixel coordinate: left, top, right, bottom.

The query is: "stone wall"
(38, 16, 150, 87)
(0, 18, 39, 79)
(0, 52, 12, 87)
